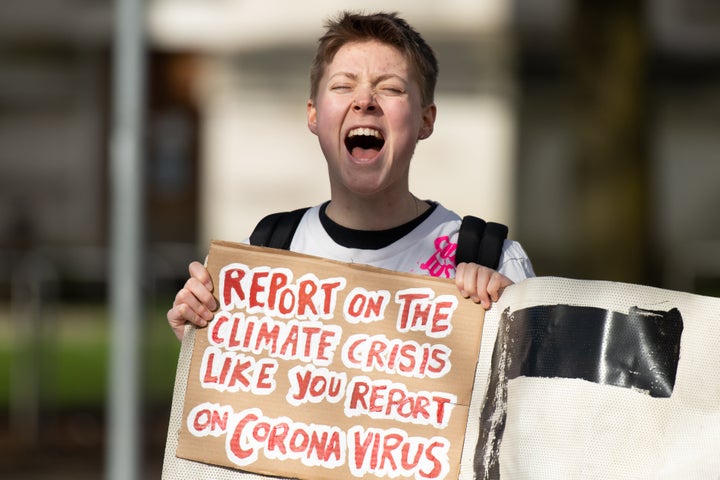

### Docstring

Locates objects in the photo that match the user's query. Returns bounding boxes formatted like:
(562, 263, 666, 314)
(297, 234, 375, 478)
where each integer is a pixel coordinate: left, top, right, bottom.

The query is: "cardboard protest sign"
(166, 240, 486, 480)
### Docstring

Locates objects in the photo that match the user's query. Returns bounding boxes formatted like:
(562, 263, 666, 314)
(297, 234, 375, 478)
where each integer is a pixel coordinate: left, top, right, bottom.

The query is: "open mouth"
(345, 127, 385, 159)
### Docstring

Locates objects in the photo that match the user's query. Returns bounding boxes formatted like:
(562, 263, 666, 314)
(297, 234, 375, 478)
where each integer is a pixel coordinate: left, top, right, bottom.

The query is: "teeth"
(348, 127, 383, 139)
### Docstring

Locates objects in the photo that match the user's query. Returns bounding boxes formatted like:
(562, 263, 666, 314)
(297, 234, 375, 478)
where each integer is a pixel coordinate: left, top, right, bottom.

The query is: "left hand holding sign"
(455, 262, 513, 309)
(168, 261, 218, 341)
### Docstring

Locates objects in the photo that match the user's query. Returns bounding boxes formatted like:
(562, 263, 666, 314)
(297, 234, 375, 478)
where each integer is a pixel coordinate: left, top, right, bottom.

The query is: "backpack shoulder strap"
(455, 215, 508, 270)
(249, 207, 310, 250)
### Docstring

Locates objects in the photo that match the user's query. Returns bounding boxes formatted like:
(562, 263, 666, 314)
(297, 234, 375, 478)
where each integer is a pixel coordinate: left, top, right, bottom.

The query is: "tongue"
(351, 146, 379, 159)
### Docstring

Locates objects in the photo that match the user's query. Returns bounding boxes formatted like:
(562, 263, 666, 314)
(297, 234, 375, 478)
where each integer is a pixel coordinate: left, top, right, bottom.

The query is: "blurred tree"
(569, 0, 653, 284)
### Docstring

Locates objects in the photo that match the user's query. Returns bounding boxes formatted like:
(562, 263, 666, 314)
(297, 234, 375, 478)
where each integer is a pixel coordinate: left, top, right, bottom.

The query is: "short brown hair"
(309, 11, 439, 106)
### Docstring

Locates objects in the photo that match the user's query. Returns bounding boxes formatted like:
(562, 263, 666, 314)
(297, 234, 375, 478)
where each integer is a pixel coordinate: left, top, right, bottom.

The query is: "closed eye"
(379, 84, 404, 94)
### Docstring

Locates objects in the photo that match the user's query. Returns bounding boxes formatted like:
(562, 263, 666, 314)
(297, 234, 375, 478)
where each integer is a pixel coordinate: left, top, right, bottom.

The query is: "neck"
(326, 191, 428, 231)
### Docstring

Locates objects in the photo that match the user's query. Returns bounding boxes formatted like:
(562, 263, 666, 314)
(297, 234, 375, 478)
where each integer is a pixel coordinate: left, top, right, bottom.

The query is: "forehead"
(326, 40, 411, 75)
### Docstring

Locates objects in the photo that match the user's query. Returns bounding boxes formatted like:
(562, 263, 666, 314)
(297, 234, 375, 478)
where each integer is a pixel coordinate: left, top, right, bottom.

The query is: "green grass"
(0, 300, 181, 410)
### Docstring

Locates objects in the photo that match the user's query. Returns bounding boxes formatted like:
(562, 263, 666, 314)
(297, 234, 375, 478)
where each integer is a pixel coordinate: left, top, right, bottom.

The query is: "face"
(307, 41, 436, 199)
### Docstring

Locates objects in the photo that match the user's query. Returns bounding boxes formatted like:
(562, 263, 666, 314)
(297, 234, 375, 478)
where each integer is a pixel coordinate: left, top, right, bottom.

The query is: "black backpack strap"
(249, 207, 310, 250)
(455, 215, 508, 270)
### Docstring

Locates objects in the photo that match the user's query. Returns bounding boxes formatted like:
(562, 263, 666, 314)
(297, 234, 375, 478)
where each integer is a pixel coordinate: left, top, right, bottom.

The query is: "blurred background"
(0, 0, 718, 478)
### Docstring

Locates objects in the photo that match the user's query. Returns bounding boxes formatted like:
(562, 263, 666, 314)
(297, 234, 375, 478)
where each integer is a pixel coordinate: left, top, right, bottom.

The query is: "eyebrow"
(329, 72, 408, 84)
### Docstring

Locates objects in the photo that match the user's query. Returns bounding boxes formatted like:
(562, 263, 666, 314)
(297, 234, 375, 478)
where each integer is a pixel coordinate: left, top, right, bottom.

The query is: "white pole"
(107, 0, 145, 478)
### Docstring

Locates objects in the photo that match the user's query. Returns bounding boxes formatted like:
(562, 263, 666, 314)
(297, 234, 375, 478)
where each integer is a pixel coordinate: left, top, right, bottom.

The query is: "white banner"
(462, 276, 720, 479)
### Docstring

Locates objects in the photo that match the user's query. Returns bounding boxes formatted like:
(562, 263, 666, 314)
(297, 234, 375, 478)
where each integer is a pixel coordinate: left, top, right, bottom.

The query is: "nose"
(352, 89, 377, 112)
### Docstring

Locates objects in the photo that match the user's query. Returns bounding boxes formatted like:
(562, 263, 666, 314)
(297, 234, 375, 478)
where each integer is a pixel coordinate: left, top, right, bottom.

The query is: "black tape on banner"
(474, 304, 684, 479)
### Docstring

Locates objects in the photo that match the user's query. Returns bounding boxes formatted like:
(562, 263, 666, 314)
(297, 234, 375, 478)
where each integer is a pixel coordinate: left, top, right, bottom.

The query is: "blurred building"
(513, 0, 720, 293)
(0, 0, 719, 302)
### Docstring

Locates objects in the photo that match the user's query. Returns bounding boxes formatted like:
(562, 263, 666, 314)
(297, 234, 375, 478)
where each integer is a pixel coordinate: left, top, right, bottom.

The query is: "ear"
(418, 103, 437, 140)
(307, 99, 319, 135)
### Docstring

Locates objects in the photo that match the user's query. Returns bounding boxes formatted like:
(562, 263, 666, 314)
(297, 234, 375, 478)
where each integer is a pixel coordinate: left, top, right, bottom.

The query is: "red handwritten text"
(200, 346, 278, 394)
(348, 425, 449, 479)
(225, 408, 346, 469)
(395, 288, 457, 338)
(219, 264, 346, 320)
(345, 376, 456, 428)
(208, 312, 342, 366)
(286, 364, 347, 406)
(342, 287, 390, 323)
(187, 402, 233, 437)
(341, 333, 451, 379)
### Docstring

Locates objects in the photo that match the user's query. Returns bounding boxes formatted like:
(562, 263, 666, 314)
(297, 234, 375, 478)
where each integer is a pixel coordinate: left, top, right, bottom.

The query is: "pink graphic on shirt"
(420, 236, 457, 278)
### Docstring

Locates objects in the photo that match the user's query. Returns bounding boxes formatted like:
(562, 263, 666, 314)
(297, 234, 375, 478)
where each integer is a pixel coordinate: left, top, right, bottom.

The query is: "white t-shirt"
(287, 203, 535, 283)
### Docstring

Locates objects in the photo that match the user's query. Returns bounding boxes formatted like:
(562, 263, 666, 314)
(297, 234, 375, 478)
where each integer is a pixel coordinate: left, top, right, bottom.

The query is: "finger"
(184, 276, 218, 312)
(465, 265, 494, 308)
(167, 302, 198, 342)
(455, 262, 469, 297)
(487, 272, 513, 303)
(167, 300, 209, 341)
(167, 307, 188, 341)
(189, 261, 213, 291)
(174, 285, 215, 323)
(455, 262, 479, 300)
(474, 270, 492, 309)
